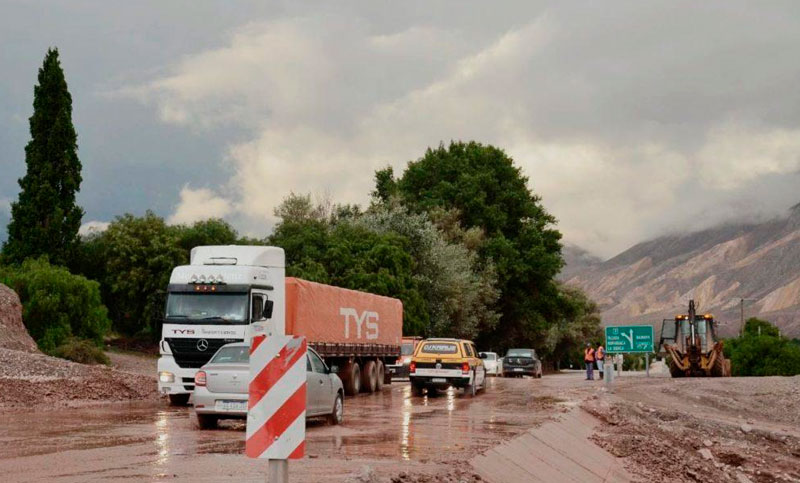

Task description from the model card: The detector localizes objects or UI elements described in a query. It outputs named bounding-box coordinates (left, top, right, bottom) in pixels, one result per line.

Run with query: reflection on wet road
left=0, top=376, right=567, bottom=482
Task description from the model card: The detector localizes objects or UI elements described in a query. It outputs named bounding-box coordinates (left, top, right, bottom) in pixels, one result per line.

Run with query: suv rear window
left=420, top=343, right=459, bottom=354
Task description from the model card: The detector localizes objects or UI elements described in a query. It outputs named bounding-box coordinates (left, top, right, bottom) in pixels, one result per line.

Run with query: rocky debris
left=583, top=377, right=800, bottom=483
left=0, top=283, right=37, bottom=353
left=0, top=347, right=161, bottom=409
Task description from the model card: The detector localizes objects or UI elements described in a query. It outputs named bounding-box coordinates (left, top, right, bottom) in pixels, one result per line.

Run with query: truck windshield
left=165, top=293, right=248, bottom=324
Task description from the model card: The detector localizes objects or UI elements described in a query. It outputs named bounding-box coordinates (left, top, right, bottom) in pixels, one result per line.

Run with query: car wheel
left=196, top=413, right=218, bottom=430
left=361, top=360, right=378, bottom=393
left=466, top=371, right=477, bottom=397
left=328, top=393, right=344, bottom=425
left=411, top=381, right=425, bottom=396
left=168, top=393, right=190, bottom=406
left=375, top=360, right=385, bottom=390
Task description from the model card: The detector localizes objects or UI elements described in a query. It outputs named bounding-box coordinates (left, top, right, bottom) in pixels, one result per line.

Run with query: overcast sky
left=1, top=1, right=799, bottom=257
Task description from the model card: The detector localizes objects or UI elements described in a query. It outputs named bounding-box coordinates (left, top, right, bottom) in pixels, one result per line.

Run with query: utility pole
left=738, top=298, right=757, bottom=336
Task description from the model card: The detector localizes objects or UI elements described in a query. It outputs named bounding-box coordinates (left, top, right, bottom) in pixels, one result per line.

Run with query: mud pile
left=0, top=348, right=161, bottom=409
left=583, top=378, right=800, bottom=483
left=0, top=283, right=37, bottom=353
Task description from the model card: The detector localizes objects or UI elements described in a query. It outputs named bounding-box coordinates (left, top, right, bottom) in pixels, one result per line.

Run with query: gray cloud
left=2, top=1, right=800, bottom=256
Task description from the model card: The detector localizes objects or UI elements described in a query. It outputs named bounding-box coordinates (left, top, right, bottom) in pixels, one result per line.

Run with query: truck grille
left=166, top=338, right=242, bottom=368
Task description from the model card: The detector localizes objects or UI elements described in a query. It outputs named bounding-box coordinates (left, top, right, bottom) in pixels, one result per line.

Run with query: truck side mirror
left=263, top=299, right=274, bottom=319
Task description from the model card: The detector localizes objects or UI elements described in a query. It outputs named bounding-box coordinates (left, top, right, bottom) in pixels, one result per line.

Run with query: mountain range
left=563, top=204, right=800, bottom=338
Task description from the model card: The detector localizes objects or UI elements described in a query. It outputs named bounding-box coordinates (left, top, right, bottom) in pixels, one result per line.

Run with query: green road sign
left=605, top=325, right=654, bottom=353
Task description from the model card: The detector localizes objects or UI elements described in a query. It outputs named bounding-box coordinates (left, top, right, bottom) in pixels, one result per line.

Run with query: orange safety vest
left=596, top=347, right=605, bottom=360
left=584, top=348, right=595, bottom=362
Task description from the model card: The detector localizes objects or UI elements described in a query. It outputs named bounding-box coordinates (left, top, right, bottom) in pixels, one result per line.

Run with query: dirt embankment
left=583, top=376, right=800, bottom=483
left=0, top=283, right=37, bottom=353
left=0, top=283, right=162, bottom=410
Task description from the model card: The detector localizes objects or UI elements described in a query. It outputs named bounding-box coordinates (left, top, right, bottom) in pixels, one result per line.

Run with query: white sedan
left=479, top=352, right=503, bottom=376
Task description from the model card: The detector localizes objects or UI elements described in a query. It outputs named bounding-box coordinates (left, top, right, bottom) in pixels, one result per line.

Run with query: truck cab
left=157, top=246, right=285, bottom=405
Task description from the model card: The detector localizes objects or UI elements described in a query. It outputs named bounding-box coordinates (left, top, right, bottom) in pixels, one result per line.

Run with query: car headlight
left=159, top=371, right=175, bottom=383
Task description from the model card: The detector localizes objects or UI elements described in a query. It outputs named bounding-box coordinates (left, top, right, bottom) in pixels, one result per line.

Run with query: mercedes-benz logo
left=196, top=339, right=209, bottom=351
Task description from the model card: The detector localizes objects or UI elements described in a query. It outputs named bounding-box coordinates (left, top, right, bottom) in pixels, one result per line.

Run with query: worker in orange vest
left=596, top=344, right=606, bottom=380
left=584, top=342, right=595, bottom=380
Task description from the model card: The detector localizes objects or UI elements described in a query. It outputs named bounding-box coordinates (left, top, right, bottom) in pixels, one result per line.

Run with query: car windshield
left=507, top=349, right=533, bottom=358
left=401, top=343, right=415, bottom=355
left=481, top=353, right=496, bottom=360
left=210, top=346, right=249, bottom=364
left=165, top=293, right=248, bottom=324
left=420, top=342, right=459, bottom=355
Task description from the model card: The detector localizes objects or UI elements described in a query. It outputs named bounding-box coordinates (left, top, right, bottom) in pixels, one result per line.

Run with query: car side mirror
left=329, top=365, right=339, bottom=374
left=263, top=299, right=274, bottom=319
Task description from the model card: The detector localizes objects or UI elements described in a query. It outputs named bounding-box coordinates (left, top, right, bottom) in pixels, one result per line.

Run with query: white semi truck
left=157, top=245, right=402, bottom=405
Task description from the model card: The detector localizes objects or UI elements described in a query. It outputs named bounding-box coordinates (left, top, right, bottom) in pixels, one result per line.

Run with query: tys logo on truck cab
left=340, top=308, right=379, bottom=340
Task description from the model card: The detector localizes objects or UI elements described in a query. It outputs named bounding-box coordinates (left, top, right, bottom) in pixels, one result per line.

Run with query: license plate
left=514, top=368, right=524, bottom=372
left=432, top=378, right=448, bottom=383
left=215, top=400, right=247, bottom=412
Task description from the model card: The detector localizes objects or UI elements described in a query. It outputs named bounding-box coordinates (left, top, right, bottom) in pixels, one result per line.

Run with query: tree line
left=1, top=47, right=601, bottom=365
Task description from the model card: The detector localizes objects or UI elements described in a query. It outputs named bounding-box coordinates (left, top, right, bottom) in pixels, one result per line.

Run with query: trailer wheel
left=375, top=360, right=385, bottom=390
left=342, top=362, right=361, bottom=396
left=361, top=360, right=378, bottom=393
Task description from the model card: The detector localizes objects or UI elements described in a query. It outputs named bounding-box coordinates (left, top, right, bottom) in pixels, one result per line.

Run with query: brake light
left=409, top=361, right=416, bottom=373
left=462, top=362, right=470, bottom=374
left=194, top=370, right=207, bottom=387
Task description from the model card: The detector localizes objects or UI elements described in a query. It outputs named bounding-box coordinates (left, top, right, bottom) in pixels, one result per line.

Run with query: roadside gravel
left=0, top=348, right=161, bottom=409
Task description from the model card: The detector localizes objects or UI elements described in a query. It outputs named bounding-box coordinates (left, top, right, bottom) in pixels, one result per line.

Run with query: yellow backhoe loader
left=658, top=300, right=731, bottom=377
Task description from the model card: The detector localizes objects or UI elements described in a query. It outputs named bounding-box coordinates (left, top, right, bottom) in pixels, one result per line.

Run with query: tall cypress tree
left=3, top=48, right=84, bottom=266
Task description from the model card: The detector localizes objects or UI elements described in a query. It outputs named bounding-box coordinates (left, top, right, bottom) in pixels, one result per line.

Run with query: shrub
left=49, top=337, right=110, bottom=365
left=0, top=257, right=111, bottom=352
left=726, top=318, right=800, bottom=376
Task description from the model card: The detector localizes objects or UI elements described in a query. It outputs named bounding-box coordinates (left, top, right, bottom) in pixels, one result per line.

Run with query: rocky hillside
left=565, top=204, right=800, bottom=337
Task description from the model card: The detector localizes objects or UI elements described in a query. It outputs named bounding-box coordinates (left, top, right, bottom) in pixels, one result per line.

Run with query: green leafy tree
left=742, top=317, right=780, bottom=337
left=387, top=141, right=563, bottom=349
left=3, top=48, right=84, bottom=267
left=356, top=201, right=499, bottom=339
left=0, top=258, right=110, bottom=352
left=175, top=218, right=239, bottom=253
left=102, top=212, right=186, bottom=336
left=544, top=285, right=603, bottom=368
left=268, top=195, right=429, bottom=336
left=725, top=318, right=800, bottom=376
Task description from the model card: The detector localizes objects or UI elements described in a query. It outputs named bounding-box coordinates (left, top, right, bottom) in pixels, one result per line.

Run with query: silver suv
left=192, top=342, right=344, bottom=429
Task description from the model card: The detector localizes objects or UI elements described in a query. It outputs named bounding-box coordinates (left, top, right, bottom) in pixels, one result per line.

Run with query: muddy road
left=0, top=376, right=580, bottom=482
left=3, top=372, right=797, bottom=482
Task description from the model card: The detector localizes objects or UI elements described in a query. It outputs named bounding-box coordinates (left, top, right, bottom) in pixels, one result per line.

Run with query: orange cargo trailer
left=285, top=278, right=403, bottom=395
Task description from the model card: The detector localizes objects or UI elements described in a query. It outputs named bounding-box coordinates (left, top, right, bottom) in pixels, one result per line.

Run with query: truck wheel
left=168, top=393, right=190, bottom=406
left=196, top=414, right=218, bottom=430
left=361, top=360, right=378, bottom=393
left=375, top=360, right=385, bottom=390
left=327, top=393, right=344, bottom=425
left=342, top=362, right=361, bottom=396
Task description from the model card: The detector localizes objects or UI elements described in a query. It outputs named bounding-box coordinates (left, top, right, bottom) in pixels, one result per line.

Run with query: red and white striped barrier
left=246, top=334, right=307, bottom=459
